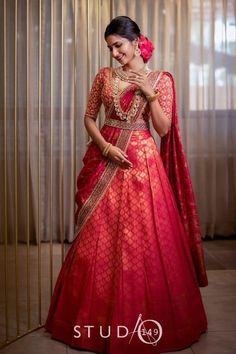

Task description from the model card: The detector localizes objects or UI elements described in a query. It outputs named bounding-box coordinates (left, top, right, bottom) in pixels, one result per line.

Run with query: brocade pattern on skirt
left=45, top=67, right=208, bottom=354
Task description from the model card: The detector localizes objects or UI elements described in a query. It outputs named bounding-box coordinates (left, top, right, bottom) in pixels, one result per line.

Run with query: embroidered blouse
left=84, top=67, right=173, bottom=123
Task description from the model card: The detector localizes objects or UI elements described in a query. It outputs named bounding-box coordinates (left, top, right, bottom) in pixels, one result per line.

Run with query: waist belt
left=104, top=118, right=150, bottom=130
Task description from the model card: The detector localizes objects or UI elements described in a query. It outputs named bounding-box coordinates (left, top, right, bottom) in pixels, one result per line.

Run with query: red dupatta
left=160, top=71, right=208, bottom=287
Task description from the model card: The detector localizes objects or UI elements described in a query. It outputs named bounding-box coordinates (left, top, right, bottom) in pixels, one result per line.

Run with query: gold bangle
left=146, top=90, right=160, bottom=102
left=102, top=143, right=112, bottom=157
left=102, top=143, right=110, bottom=156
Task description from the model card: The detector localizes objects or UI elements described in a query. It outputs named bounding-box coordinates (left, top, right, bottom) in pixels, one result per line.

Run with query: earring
left=134, top=45, right=141, bottom=56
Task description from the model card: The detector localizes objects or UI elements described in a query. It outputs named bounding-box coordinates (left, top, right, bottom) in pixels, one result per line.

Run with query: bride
left=45, top=15, right=208, bottom=354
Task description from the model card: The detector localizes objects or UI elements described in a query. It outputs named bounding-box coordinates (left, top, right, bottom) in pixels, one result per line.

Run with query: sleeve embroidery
left=84, top=68, right=104, bottom=121
left=156, top=73, right=173, bottom=121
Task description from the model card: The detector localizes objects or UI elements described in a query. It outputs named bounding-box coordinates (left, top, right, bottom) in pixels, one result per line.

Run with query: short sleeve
left=156, top=73, right=173, bottom=120
left=84, top=68, right=105, bottom=121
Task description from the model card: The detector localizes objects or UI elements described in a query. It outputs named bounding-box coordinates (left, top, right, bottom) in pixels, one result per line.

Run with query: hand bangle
left=102, top=143, right=112, bottom=157
left=146, top=90, right=160, bottom=103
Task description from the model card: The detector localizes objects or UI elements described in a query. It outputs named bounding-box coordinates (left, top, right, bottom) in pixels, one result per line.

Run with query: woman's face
left=106, top=34, right=137, bottom=65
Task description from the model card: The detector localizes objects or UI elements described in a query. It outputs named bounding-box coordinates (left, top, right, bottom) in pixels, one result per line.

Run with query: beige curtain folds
left=189, top=0, right=236, bottom=236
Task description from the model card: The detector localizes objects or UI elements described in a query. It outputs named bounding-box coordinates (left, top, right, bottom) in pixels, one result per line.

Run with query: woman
left=45, top=16, right=208, bottom=354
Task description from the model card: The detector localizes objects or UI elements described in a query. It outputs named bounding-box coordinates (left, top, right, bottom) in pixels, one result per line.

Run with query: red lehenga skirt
left=44, top=120, right=208, bottom=353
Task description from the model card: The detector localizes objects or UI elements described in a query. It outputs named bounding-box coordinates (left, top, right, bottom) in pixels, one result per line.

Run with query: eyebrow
left=107, top=41, right=121, bottom=48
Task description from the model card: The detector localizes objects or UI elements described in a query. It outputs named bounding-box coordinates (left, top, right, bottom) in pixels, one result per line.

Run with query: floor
left=1, top=237, right=236, bottom=354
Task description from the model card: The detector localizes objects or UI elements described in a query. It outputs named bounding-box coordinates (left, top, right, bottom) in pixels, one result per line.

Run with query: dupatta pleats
left=160, top=72, right=208, bottom=287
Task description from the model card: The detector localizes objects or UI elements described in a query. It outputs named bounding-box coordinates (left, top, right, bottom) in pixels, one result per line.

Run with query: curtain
left=0, top=0, right=235, bottom=244
left=188, top=0, right=236, bottom=237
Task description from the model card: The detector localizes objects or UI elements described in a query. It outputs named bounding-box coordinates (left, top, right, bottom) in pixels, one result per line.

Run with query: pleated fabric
left=45, top=127, right=207, bottom=354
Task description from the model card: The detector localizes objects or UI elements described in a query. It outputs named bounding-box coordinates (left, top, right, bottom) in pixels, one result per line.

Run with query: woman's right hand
left=107, top=145, right=133, bottom=170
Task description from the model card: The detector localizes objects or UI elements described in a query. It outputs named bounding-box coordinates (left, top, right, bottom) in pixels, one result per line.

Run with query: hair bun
left=138, top=34, right=155, bottom=63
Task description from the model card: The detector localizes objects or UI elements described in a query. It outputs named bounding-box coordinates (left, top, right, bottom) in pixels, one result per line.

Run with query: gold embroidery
left=75, top=70, right=163, bottom=236
left=155, top=73, right=173, bottom=120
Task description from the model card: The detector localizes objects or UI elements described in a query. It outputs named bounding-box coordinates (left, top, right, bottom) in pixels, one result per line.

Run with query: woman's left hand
left=127, top=70, right=155, bottom=97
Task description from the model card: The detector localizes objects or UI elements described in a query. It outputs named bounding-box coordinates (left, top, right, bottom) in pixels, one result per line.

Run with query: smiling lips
left=117, top=55, right=124, bottom=61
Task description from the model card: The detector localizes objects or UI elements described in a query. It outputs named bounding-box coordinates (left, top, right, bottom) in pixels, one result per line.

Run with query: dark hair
left=104, top=16, right=140, bottom=41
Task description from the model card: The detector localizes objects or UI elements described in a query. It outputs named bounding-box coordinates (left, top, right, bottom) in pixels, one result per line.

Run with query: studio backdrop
left=0, top=0, right=235, bottom=348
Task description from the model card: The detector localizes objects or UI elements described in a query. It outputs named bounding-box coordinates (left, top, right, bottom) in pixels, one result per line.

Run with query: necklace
left=113, top=78, right=141, bottom=121
left=112, top=65, right=151, bottom=122
left=114, top=64, right=151, bottom=81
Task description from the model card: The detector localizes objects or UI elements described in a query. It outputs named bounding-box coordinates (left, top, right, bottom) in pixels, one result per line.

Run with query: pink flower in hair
left=138, top=34, right=155, bottom=63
